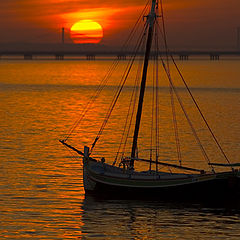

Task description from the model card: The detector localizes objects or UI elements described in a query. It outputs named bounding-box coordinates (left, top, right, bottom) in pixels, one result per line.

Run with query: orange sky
left=1, top=0, right=240, bottom=48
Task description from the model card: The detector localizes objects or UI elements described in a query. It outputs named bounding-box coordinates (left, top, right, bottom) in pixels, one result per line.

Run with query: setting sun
left=70, top=20, right=103, bottom=44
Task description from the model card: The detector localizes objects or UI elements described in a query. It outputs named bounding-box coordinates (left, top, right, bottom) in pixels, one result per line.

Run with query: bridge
left=0, top=50, right=240, bottom=60
left=1, top=26, right=239, bottom=61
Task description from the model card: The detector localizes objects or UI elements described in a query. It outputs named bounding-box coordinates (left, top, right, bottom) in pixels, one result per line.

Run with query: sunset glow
left=70, top=20, right=103, bottom=44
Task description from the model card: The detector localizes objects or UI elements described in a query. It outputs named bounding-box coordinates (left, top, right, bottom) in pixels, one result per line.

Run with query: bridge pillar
left=55, top=54, right=64, bottom=60
left=24, top=54, right=33, bottom=60
left=179, top=55, right=188, bottom=60
left=210, top=54, right=219, bottom=60
left=117, top=54, right=126, bottom=60
left=86, top=54, right=95, bottom=60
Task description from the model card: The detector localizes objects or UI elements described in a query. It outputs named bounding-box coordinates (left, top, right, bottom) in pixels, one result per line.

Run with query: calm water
left=0, top=59, right=240, bottom=239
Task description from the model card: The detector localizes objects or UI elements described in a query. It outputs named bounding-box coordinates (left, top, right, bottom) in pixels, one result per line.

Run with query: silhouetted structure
left=62, top=28, right=65, bottom=44
left=210, top=54, right=219, bottom=60
left=55, top=54, right=64, bottom=60
left=0, top=49, right=239, bottom=61
left=179, top=54, right=188, bottom=60
left=86, top=54, right=95, bottom=60
left=117, top=54, right=127, bottom=60
left=237, top=27, right=240, bottom=50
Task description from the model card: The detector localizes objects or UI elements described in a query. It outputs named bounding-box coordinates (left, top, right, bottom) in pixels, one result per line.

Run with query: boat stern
left=83, top=146, right=97, bottom=192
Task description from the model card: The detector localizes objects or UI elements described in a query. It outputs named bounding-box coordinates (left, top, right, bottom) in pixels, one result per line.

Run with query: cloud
left=2, top=0, right=145, bottom=17
left=1, top=0, right=240, bottom=47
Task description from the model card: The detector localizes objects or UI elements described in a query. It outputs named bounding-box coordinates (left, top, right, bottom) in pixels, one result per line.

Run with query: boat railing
left=133, top=157, right=205, bottom=174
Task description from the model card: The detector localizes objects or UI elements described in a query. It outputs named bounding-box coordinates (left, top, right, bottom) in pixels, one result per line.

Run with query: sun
left=70, top=20, right=103, bottom=44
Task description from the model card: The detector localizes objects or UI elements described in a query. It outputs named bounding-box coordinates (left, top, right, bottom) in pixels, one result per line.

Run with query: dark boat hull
left=86, top=174, right=240, bottom=202
left=83, top=158, right=240, bottom=202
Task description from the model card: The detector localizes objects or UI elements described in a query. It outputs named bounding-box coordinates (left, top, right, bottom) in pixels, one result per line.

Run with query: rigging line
left=64, top=59, right=120, bottom=141
left=149, top=38, right=156, bottom=171
left=113, top=40, right=146, bottom=166
left=92, top=23, right=149, bottom=150
left=155, top=26, right=173, bottom=174
left=63, top=3, right=150, bottom=141
left=130, top=1, right=158, bottom=166
left=120, top=0, right=151, bottom=52
left=157, top=12, right=232, bottom=169
left=170, top=56, right=233, bottom=170
left=113, top=59, right=142, bottom=165
left=66, top=15, right=146, bottom=141
left=170, top=86, right=182, bottom=166
left=65, top=22, right=148, bottom=142
left=156, top=29, right=210, bottom=169
left=154, top=26, right=159, bottom=173
left=63, top=145, right=83, bottom=167
left=120, top=36, right=147, bottom=163
left=161, top=61, right=215, bottom=172
left=159, top=0, right=170, bottom=72
left=156, top=22, right=182, bottom=167
left=102, top=20, right=148, bottom=119
left=98, top=22, right=148, bottom=135
left=97, top=24, right=147, bottom=134
left=64, top=61, right=121, bottom=141
left=157, top=3, right=182, bottom=168
left=96, top=57, right=136, bottom=144
left=157, top=19, right=210, bottom=168
left=157, top=2, right=214, bottom=171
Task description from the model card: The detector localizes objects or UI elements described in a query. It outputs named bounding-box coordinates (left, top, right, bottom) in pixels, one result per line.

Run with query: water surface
left=0, top=59, right=240, bottom=239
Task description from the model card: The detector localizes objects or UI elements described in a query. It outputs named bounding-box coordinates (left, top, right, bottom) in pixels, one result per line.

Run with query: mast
left=130, top=0, right=157, bottom=168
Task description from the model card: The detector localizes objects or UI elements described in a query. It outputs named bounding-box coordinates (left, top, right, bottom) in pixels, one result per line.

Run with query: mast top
left=148, top=0, right=157, bottom=27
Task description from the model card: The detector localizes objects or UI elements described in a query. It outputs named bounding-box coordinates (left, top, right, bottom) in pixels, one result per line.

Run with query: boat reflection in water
left=81, top=194, right=240, bottom=239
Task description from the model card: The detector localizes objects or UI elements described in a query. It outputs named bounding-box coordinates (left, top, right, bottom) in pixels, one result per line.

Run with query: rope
left=113, top=42, right=145, bottom=165
left=64, top=59, right=119, bottom=141
left=170, top=87, right=182, bottom=166
left=156, top=5, right=182, bottom=167
left=154, top=25, right=160, bottom=173
left=170, top=56, right=233, bottom=171
left=63, top=1, right=150, bottom=142
left=63, top=144, right=83, bottom=167
left=161, top=60, right=214, bottom=171
left=91, top=22, right=149, bottom=152
left=121, top=0, right=151, bottom=52
left=149, top=41, right=156, bottom=170
left=158, top=0, right=232, bottom=170
left=156, top=1, right=216, bottom=172
left=119, top=54, right=145, bottom=163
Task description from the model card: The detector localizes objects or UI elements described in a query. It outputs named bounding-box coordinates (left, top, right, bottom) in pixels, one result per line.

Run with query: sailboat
left=60, top=0, right=240, bottom=200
